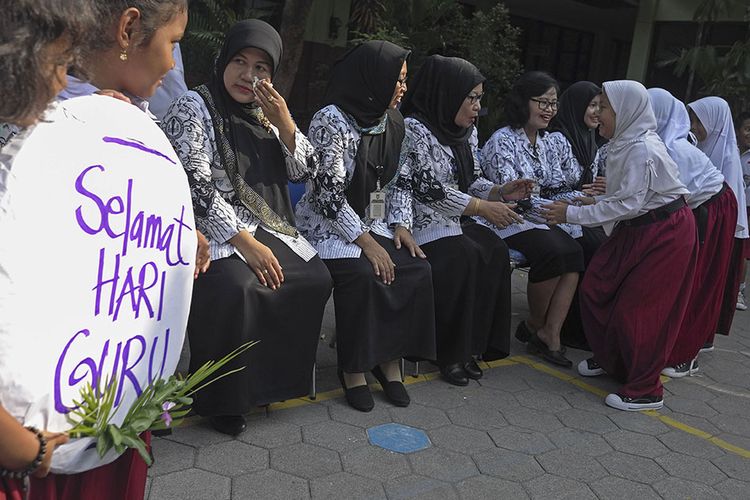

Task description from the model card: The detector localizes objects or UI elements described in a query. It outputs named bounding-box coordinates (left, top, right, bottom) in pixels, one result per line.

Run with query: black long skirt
left=503, top=227, right=585, bottom=282
left=324, top=234, right=436, bottom=373
left=188, top=228, right=333, bottom=416
left=561, top=225, right=608, bottom=350
left=420, top=222, right=511, bottom=365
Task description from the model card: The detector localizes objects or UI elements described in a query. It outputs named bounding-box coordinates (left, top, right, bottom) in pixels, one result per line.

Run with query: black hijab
left=548, top=81, right=601, bottom=186
left=202, top=19, right=296, bottom=225
left=324, top=41, right=410, bottom=217
left=400, top=55, right=485, bottom=193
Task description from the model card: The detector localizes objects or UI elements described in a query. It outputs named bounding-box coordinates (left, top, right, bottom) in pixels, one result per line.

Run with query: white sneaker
left=605, top=393, right=663, bottom=411
left=661, top=358, right=699, bottom=378
left=578, top=358, right=605, bottom=377
left=737, top=291, right=747, bottom=311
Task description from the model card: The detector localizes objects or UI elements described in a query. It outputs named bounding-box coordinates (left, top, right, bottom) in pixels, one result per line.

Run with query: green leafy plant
left=66, top=341, right=257, bottom=465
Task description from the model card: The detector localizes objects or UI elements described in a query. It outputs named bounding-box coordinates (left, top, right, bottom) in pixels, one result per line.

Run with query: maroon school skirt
left=28, top=432, right=150, bottom=500
left=0, top=478, right=24, bottom=500
left=669, top=186, right=737, bottom=364
left=712, top=236, right=747, bottom=339
left=580, top=205, right=697, bottom=398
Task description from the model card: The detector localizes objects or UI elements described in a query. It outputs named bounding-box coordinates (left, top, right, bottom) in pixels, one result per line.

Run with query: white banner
left=0, top=95, right=196, bottom=473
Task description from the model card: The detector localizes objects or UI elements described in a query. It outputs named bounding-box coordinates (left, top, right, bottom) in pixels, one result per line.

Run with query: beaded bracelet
left=0, top=426, right=47, bottom=479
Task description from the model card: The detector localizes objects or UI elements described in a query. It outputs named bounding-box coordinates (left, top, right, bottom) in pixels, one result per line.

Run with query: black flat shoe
left=527, top=334, right=572, bottom=368
left=338, top=370, right=374, bottom=412
left=463, top=359, right=483, bottom=380
left=482, top=346, right=509, bottom=362
left=440, top=363, right=469, bottom=386
left=371, top=366, right=410, bottom=407
left=209, top=415, right=247, bottom=436
left=515, top=321, right=533, bottom=343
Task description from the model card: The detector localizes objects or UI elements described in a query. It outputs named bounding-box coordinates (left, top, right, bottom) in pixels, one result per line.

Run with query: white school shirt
left=648, top=88, right=723, bottom=209
left=388, top=117, right=502, bottom=246
left=480, top=125, right=585, bottom=238
left=567, top=80, right=689, bottom=235
left=741, top=149, right=750, bottom=206
left=295, top=105, right=396, bottom=259
left=161, top=91, right=318, bottom=261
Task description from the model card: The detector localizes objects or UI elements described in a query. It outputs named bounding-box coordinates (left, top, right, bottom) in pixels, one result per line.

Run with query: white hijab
left=601, top=80, right=687, bottom=218
left=648, top=87, right=723, bottom=208
left=688, top=96, right=748, bottom=238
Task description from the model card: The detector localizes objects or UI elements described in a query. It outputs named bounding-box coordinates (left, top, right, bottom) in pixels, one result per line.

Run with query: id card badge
left=368, top=190, right=386, bottom=220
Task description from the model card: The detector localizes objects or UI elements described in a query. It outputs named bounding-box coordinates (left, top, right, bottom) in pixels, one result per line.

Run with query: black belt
left=693, top=183, right=729, bottom=243
left=622, top=196, right=687, bottom=227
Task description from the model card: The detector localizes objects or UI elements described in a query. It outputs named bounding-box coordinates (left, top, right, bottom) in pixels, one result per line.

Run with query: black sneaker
left=661, top=359, right=699, bottom=378
left=577, top=358, right=605, bottom=377
left=605, top=393, right=663, bottom=411
left=699, top=342, right=714, bottom=353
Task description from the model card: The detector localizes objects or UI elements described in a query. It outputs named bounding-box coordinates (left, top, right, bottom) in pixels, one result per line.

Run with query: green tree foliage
left=663, top=0, right=750, bottom=110
left=349, top=0, right=521, bottom=140
left=181, top=0, right=278, bottom=87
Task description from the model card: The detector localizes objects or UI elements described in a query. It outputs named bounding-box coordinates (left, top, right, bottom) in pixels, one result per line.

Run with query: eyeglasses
left=530, top=98, right=558, bottom=111
left=466, top=93, right=484, bottom=104
left=396, top=76, right=408, bottom=87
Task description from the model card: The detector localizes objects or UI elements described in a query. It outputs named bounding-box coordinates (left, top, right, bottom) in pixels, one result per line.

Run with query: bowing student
left=544, top=80, right=697, bottom=411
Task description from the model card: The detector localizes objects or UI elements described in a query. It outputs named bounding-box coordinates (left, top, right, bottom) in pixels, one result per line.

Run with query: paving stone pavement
left=147, top=271, right=750, bottom=499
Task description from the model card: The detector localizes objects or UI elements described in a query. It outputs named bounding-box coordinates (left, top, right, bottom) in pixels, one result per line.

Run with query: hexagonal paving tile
left=455, top=475, right=529, bottom=499
left=270, top=442, right=341, bottom=480
left=597, top=451, right=668, bottom=484
left=196, top=440, right=268, bottom=477
left=711, top=453, right=750, bottom=481
left=651, top=477, right=723, bottom=499
left=309, top=472, right=386, bottom=499
left=548, top=428, right=613, bottom=457
left=267, top=404, right=330, bottom=426
left=232, top=469, right=309, bottom=499
left=556, top=408, right=619, bottom=434
left=523, top=474, right=597, bottom=500
left=472, top=448, right=544, bottom=482
left=427, top=425, right=495, bottom=453
left=383, top=474, right=457, bottom=500
left=515, top=389, right=572, bottom=412
left=148, top=469, right=231, bottom=500
left=502, top=407, right=563, bottom=433
left=536, top=449, right=608, bottom=482
left=328, top=402, right=393, bottom=429
left=302, top=420, right=369, bottom=453
left=654, top=452, right=728, bottom=485
left=341, top=446, right=410, bottom=481
left=445, top=405, right=508, bottom=431
left=407, top=382, right=470, bottom=410
left=603, top=429, right=671, bottom=458
left=238, top=419, right=302, bottom=449
left=388, top=402, right=451, bottom=430
left=408, top=447, right=479, bottom=482
left=657, top=430, right=725, bottom=459
left=150, top=438, right=197, bottom=476
left=589, top=476, right=661, bottom=500
left=607, top=412, right=670, bottom=436
left=488, top=427, right=556, bottom=455
left=165, top=423, right=234, bottom=448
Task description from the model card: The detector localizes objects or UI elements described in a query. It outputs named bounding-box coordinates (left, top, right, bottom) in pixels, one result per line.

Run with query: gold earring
left=119, top=47, right=128, bottom=61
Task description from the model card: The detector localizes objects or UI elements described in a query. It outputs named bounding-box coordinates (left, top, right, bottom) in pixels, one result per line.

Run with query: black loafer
left=338, top=370, right=374, bottom=412
left=371, top=366, right=410, bottom=407
left=527, top=334, right=573, bottom=368
left=515, top=321, right=533, bottom=343
left=209, top=415, right=247, bottom=436
left=440, top=363, right=469, bottom=386
left=463, top=359, right=483, bottom=380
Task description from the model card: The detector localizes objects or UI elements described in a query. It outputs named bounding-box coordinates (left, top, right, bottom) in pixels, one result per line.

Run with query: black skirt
left=561, top=225, right=608, bottom=350
left=504, top=227, right=585, bottom=283
left=188, top=228, right=332, bottom=416
left=324, top=234, right=436, bottom=373
left=420, top=222, right=511, bottom=365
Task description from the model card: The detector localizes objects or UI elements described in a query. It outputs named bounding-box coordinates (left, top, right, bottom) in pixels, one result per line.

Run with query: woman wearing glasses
left=390, top=55, right=532, bottom=385
left=480, top=71, right=584, bottom=367
left=295, top=41, right=436, bottom=412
